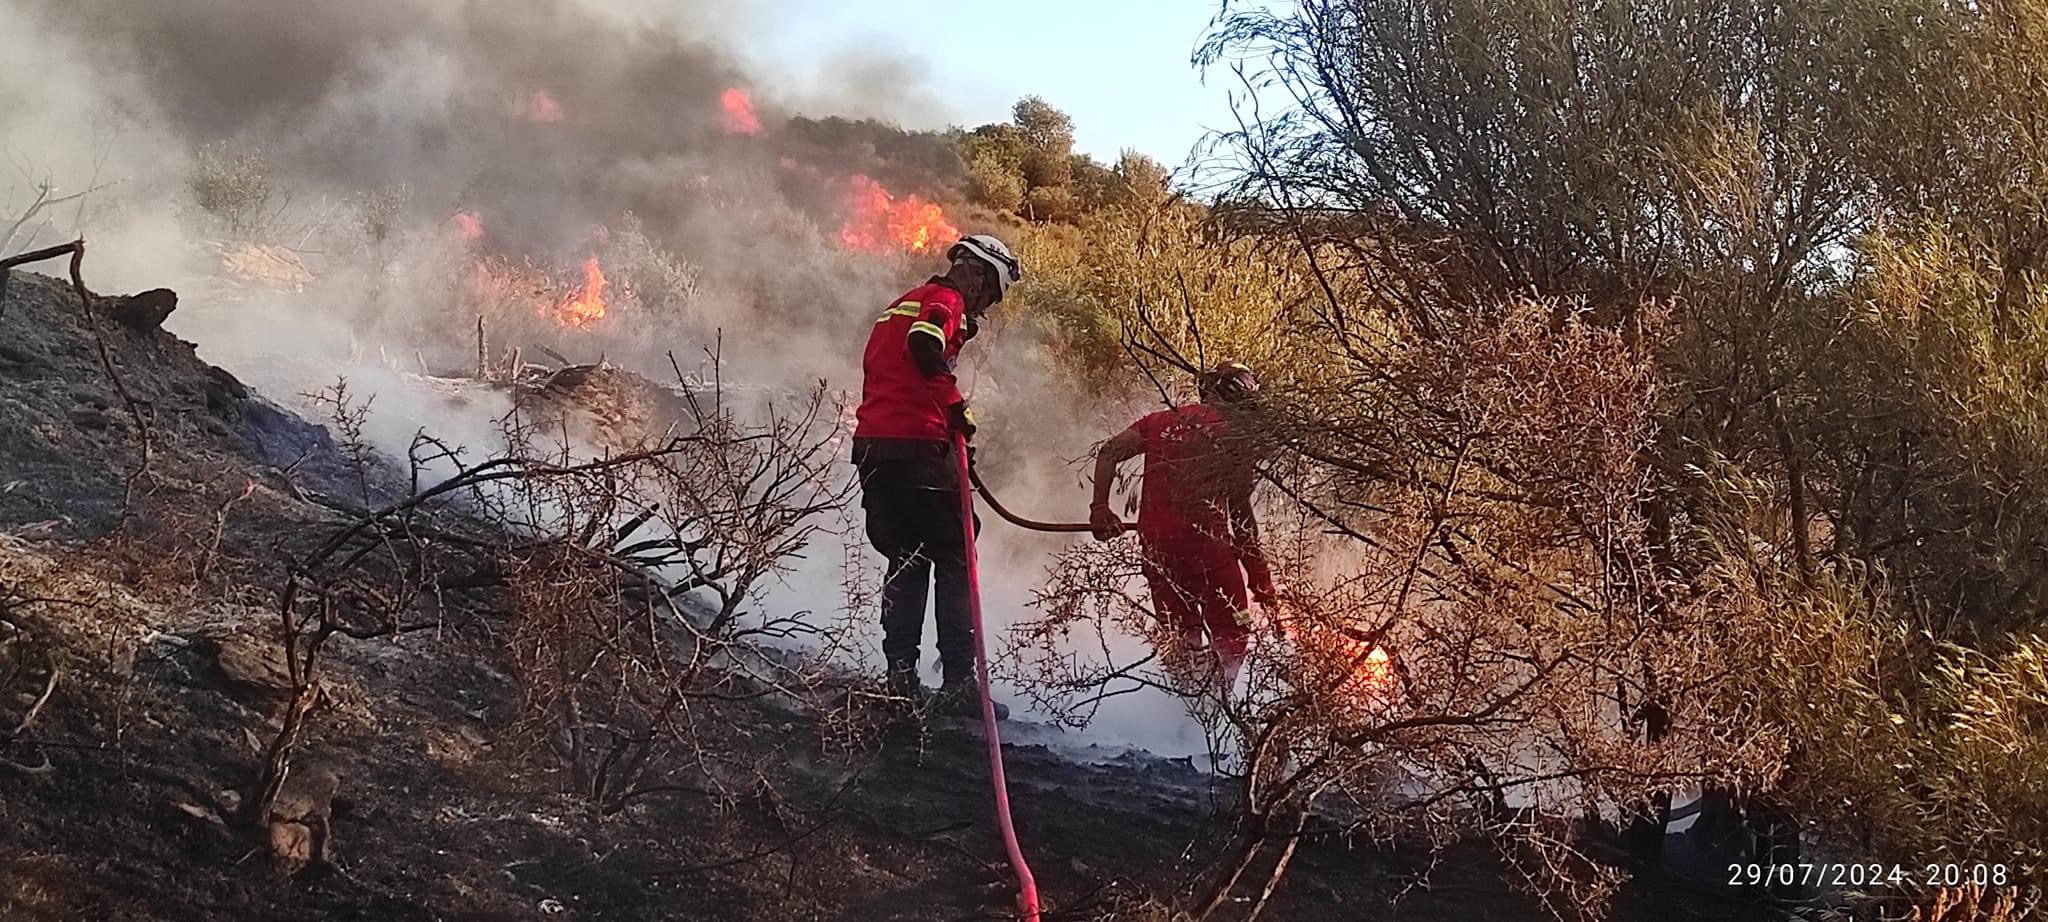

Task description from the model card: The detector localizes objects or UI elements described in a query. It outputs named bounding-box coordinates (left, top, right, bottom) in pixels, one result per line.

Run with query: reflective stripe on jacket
left=854, top=280, right=969, bottom=442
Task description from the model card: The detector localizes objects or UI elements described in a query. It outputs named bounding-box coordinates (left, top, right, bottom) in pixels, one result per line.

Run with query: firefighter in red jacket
left=854, top=234, right=1022, bottom=716
left=1087, top=362, right=1273, bottom=688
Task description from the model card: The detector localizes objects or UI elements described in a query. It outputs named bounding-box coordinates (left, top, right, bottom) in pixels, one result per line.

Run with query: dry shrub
left=187, top=143, right=274, bottom=239
left=484, top=369, right=857, bottom=813
left=501, top=543, right=681, bottom=812
left=1010, top=298, right=1780, bottom=917
left=1059, top=0, right=2048, bottom=914
left=250, top=362, right=854, bottom=832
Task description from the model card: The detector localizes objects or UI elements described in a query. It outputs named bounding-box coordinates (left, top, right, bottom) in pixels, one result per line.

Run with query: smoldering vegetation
left=1, top=0, right=1165, bottom=746
left=1, top=0, right=990, bottom=390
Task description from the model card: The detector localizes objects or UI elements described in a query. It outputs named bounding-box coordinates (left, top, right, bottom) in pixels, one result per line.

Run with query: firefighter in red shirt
left=854, top=234, right=1023, bottom=716
left=1087, top=362, right=1273, bottom=687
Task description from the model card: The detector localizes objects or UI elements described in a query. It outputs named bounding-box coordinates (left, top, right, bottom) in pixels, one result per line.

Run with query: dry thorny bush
left=1191, top=0, right=2048, bottom=895
left=1005, top=298, right=1794, bottom=920
left=252, top=357, right=859, bottom=830
left=489, top=371, right=859, bottom=813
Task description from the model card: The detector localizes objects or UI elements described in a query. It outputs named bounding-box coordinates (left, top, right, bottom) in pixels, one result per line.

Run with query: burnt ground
left=0, top=268, right=1777, bottom=920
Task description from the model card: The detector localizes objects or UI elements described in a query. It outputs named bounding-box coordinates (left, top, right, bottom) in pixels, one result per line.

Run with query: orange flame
left=837, top=175, right=958, bottom=255
left=1342, top=644, right=1394, bottom=694
left=452, top=211, right=485, bottom=241
left=1282, top=616, right=1396, bottom=699
left=720, top=87, right=762, bottom=135
left=528, top=89, right=563, bottom=123
left=553, top=257, right=608, bottom=329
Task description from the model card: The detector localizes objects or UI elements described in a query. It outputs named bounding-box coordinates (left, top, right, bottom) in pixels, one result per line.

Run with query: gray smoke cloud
left=0, top=0, right=1206, bottom=755
left=4, top=0, right=959, bottom=370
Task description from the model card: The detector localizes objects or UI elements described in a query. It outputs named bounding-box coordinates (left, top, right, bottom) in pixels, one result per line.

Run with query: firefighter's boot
left=884, top=662, right=923, bottom=709
left=932, top=680, right=1009, bottom=721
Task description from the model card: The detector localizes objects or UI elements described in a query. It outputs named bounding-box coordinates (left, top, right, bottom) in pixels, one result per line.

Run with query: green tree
left=1066, top=154, right=1122, bottom=214
left=1112, top=150, right=1171, bottom=209
left=961, top=121, right=1028, bottom=172
left=966, top=148, right=1026, bottom=213
left=1012, top=95, right=1075, bottom=189
left=1023, top=184, right=1080, bottom=223
left=1011, top=95, right=1074, bottom=156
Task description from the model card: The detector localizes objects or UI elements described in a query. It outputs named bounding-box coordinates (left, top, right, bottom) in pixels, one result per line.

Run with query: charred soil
left=0, top=269, right=1770, bottom=920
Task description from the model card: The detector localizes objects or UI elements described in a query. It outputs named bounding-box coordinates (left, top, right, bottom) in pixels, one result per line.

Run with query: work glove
left=1251, top=577, right=1280, bottom=612
left=1088, top=502, right=1124, bottom=542
left=946, top=401, right=977, bottom=440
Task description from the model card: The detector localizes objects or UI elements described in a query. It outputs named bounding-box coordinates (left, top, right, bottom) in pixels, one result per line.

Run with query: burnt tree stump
left=110, top=287, right=177, bottom=331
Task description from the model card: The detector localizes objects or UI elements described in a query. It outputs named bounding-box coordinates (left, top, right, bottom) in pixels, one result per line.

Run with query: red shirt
left=854, top=281, right=968, bottom=442
left=1131, top=404, right=1248, bottom=547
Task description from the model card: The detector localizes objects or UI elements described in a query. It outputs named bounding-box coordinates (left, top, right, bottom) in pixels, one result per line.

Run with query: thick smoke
left=8, top=0, right=947, bottom=374
left=1, top=0, right=1205, bottom=756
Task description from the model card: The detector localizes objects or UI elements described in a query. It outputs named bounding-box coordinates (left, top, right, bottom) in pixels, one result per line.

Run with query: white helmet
left=948, top=234, right=1023, bottom=302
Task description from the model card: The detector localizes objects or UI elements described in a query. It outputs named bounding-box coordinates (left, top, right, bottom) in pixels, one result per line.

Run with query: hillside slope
left=0, top=268, right=1763, bottom=920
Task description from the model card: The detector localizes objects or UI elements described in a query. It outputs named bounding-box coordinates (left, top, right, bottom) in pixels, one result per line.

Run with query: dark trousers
left=862, top=479, right=977, bottom=681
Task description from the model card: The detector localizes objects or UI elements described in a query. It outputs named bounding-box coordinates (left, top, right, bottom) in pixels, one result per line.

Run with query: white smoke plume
left=0, top=0, right=1207, bottom=755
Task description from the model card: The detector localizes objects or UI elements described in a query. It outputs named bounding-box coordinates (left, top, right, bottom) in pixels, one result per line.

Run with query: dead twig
left=11, top=663, right=59, bottom=738
left=196, top=477, right=259, bottom=582
left=3, top=180, right=113, bottom=256
left=0, top=752, right=54, bottom=774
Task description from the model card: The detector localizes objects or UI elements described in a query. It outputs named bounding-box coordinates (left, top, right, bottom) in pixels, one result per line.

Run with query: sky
left=739, top=0, right=1247, bottom=168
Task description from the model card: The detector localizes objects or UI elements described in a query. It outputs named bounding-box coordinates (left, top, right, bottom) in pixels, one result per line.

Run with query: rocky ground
left=0, top=265, right=1774, bottom=920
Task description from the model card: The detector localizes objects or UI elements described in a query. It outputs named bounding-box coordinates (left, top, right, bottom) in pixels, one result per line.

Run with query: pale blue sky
left=742, top=0, right=1245, bottom=168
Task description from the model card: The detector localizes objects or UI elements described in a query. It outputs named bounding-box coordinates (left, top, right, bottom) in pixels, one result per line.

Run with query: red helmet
left=1199, top=360, right=1259, bottom=404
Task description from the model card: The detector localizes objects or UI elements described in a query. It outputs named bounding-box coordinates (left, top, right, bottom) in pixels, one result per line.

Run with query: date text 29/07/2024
left=1728, top=863, right=2012, bottom=889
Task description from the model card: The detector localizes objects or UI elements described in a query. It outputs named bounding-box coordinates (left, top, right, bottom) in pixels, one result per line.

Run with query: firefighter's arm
left=1088, top=427, right=1143, bottom=541
left=908, top=303, right=966, bottom=409
left=907, top=327, right=949, bottom=378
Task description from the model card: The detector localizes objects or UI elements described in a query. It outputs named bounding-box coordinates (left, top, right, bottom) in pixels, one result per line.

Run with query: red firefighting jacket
left=1132, top=403, right=1236, bottom=547
left=854, top=279, right=970, bottom=442
left=1131, top=403, right=1275, bottom=592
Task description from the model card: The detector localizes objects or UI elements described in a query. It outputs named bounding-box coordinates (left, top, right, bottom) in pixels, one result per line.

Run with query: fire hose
left=954, top=435, right=1042, bottom=921
left=969, top=467, right=1130, bottom=535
